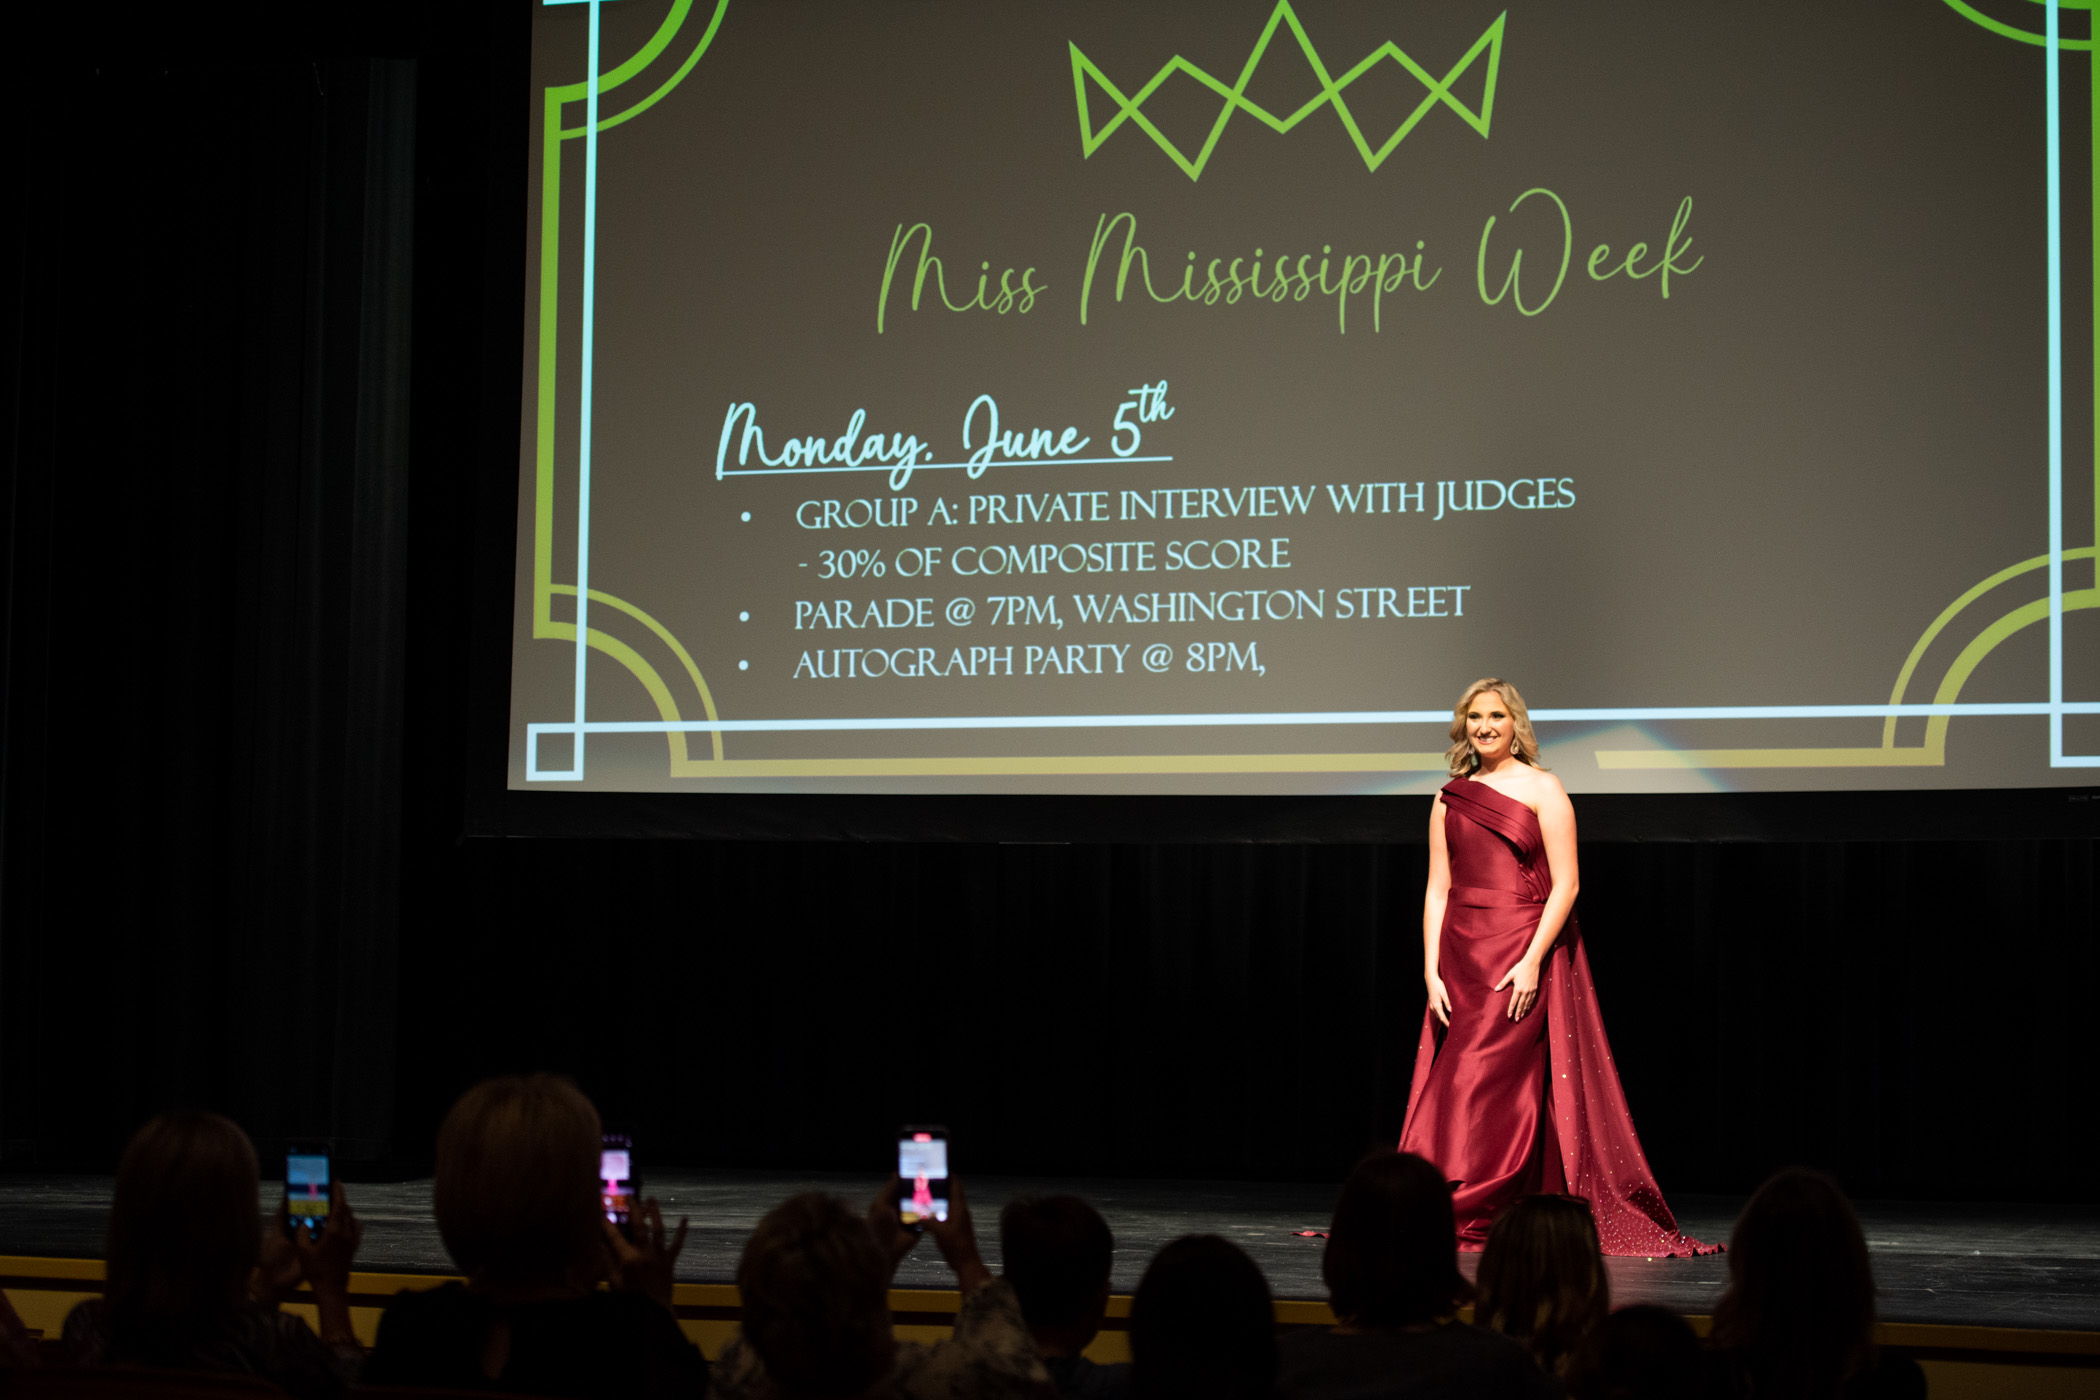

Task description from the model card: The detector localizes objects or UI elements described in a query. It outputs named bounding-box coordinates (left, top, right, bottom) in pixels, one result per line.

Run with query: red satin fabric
left=1399, top=779, right=1713, bottom=1257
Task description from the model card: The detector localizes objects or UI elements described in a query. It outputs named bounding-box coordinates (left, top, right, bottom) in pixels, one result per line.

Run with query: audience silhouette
left=1276, top=1149, right=1553, bottom=1400
left=1705, top=1168, right=1924, bottom=1400
left=1565, top=1304, right=1701, bottom=1400
left=1562, top=1301, right=1705, bottom=1400
left=61, top=1111, right=360, bottom=1400
left=362, top=1075, right=704, bottom=1400
left=19, top=1108, right=1946, bottom=1400
left=1129, top=1235, right=1275, bottom=1400
left=1476, top=1194, right=1610, bottom=1376
left=707, top=1176, right=1046, bottom=1400
left=0, top=1291, right=34, bottom=1370
left=1001, top=1194, right=1128, bottom=1400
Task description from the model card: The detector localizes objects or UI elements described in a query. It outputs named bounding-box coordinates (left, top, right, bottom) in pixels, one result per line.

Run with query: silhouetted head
left=1564, top=1304, right=1701, bottom=1400
left=1477, top=1194, right=1610, bottom=1374
left=1710, top=1167, right=1876, bottom=1396
left=1001, top=1194, right=1114, bottom=1338
left=736, top=1192, right=896, bottom=1400
left=104, top=1111, right=261, bottom=1334
left=1321, top=1150, right=1470, bottom=1328
left=434, top=1074, right=605, bottom=1292
left=1130, top=1235, right=1275, bottom=1400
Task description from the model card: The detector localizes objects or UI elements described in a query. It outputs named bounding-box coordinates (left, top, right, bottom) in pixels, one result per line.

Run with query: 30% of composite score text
left=814, top=549, right=887, bottom=579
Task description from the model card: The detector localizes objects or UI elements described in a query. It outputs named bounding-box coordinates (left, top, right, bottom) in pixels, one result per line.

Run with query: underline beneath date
left=718, top=455, right=1173, bottom=478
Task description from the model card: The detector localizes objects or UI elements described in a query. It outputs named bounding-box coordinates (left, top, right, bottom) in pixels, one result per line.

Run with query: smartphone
left=600, top=1132, right=638, bottom=1240
left=284, top=1146, right=332, bottom=1238
left=896, top=1125, right=949, bottom=1227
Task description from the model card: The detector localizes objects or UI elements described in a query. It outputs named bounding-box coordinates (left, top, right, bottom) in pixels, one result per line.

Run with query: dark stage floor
left=3, top=1172, right=2095, bottom=1332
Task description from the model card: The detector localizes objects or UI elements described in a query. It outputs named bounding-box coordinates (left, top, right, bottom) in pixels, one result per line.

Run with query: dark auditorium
left=3, top=2, right=2097, bottom=1399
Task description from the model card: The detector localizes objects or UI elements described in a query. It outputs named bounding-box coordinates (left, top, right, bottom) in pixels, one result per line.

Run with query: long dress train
left=1398, top=778, right=1712, bottom=1256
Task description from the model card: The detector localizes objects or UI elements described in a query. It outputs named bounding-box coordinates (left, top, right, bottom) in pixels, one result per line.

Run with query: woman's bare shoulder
left=1516, top=764, right=1570, bottom=808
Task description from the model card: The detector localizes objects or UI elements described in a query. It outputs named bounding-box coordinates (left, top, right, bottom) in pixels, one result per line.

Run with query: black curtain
left=392, top=837, right=2097, bottom=1199
left=0, top=6, right=437, bottom=1163
left=4, top=2, right=2095, bottom=1202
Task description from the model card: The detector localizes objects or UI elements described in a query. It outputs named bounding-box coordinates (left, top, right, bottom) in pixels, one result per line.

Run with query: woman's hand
left=603, top=1198, right=688, bottom=1310
left=290, top=1186, right=362, bottom=1299
left=1425, top=970, right=1453, bottom=1027
left=921, top=1179, right=993, bottom=1296
left=257, top=1189, right=361, bottom=1347
left=1493, top=957, right=1542, bottom=1021
left=253, top=1207, right=303, bottom=1306
left=290, top=1188, right=363, bottom=1348
left=866, top=1176, right=921, bottom=1276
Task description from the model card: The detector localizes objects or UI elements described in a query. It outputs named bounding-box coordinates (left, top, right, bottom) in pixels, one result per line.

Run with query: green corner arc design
left=1940, top=0, right=2094, bottom=47
left=532, top=0, right=731, bottom=777
left=1933, top=0, right=2100, bottom=768
left=1682, top=0, right=2100, bottom=773
left=1508, top=0, right=2100, bottom=775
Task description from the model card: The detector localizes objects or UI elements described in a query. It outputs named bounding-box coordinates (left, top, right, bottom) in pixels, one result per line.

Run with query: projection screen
left=510, top=0, right=2100, bottom=796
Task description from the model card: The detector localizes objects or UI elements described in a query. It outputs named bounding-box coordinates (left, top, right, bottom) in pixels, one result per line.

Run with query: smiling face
left=1465, top=690, right=1515, bottom=764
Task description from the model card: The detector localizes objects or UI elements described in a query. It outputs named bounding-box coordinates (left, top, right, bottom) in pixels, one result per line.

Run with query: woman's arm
left=1423, top=794, right=1453, bottom=1026
left=290, top=1187, right=364, bottom=1350
left=866, top=1175, right=992, bottom=1295
left=1494, top=778, right=1580, bottom=1021
left=603, top=1197, right=689, bottom=1311
left=923, top=1179, right=994, bottom=1296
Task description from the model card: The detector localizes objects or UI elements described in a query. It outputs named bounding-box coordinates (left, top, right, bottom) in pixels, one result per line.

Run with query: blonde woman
left=1397, top=680, right=1713, bottom=1257
left=363, top=1075, right=705, bottom=1398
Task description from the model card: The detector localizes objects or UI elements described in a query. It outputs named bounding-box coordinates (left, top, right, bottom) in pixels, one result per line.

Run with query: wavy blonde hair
left=1446, top=677, right=1548, bottom=779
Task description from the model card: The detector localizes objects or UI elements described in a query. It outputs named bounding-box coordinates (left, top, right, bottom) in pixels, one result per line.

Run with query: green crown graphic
left=1070, top=2, right=1507, bottom=181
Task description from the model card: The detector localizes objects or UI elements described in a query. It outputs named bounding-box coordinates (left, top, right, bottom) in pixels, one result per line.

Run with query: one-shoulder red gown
left=1398, top=779, right=1712, bottom=1256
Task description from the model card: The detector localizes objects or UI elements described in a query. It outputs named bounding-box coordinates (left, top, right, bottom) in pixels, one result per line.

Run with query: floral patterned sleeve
left=892, top=1280, right=1051, bottom=1400
left=704, top=1334, right=763, bottom=1400
left=706, top=1280, right=1050, bottom=1400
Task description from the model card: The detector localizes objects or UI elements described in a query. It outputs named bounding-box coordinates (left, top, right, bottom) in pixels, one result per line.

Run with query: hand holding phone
left=896, top=1126, right=949, bottom=1228
left=867, top=1176, right=921, bottom=1269
left=284, top=1146, right=333, bottom=1239
left=602, top=1196, right=689, bottom=1309
left=918, top=1176, right=990, bottom=1293
left=601, top=1132, right=639, bottom=1241
left=271, top=1146, right=360, bottom=1346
